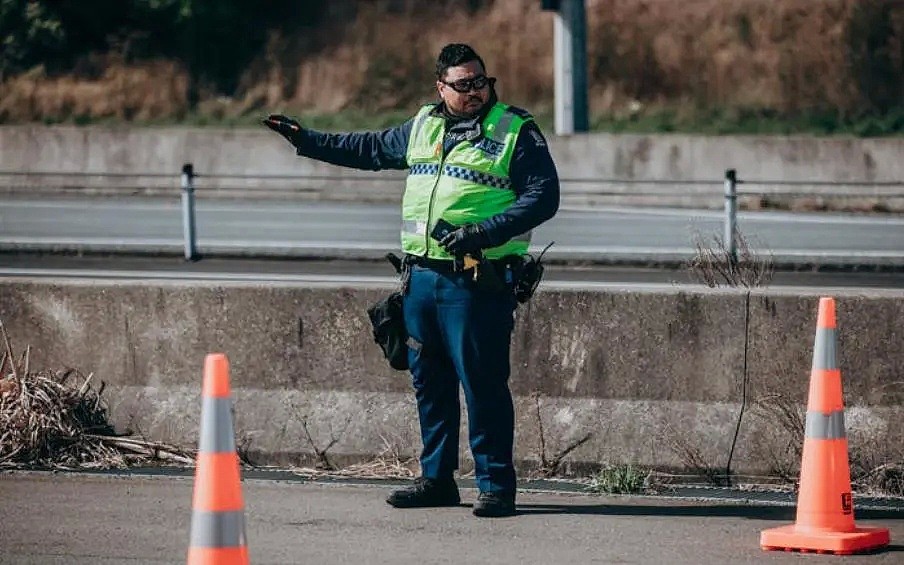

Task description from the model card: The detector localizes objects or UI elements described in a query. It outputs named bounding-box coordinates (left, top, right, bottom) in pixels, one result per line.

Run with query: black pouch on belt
left=366, top=291, right=409, bottom=371
left=513, top=242, right=554, bottom=303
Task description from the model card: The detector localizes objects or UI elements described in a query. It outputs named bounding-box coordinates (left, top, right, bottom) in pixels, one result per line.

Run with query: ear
left=436, top=81, right=445, bottom=98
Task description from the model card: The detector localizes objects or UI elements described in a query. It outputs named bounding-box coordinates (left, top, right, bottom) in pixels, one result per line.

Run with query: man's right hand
left=262, top=114, right=303, bottom=147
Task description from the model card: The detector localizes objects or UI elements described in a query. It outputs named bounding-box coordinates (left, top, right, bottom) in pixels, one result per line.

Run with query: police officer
left=264, top=43, right=559, bottom=518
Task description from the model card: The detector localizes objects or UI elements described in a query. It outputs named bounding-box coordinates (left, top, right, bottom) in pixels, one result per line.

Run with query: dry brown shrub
left=0, top=59, right=188, bottom=122
left=687, top=229, right=775, bottom=288
left=0, top=320, right=193, bottom=469
left=586, top=0, right=877, bottom=114
left=235, top=0, right=887, bottom=116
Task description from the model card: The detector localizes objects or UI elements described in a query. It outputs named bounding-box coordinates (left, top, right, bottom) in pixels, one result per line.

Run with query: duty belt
left=405, top=254, right=521, bottom=273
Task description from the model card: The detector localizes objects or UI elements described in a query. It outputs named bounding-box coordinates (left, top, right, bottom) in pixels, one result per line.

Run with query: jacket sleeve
left=292, top=119, right=414, bottom=171
left=478, top=122, right=561, bottom=247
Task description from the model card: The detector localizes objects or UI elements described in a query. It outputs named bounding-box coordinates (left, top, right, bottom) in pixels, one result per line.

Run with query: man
left=264, top=43, right=559, bottom=518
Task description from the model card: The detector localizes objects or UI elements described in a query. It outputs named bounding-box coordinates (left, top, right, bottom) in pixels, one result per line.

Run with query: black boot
left=472, top=491, right=516, bottom=517
left=386, top=477, right=461, bottom=508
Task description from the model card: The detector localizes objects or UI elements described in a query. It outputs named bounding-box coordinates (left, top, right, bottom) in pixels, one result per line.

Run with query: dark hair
left=435, top=43, right=486, bottom=79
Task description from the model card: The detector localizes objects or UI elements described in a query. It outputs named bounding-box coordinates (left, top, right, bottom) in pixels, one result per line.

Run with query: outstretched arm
left=264, top=114, right=413, bottom=171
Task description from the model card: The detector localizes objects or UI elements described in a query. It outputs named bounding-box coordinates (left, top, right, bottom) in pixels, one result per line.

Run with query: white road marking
left=559, top=205, right=904, bottom=225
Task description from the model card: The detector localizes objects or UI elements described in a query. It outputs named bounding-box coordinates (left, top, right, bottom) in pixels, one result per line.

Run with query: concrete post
left=181, top=163, right=198, bottom=261
left=553, top=0, right=589, bottom=135
left=724, top=169, right=738, bottom=263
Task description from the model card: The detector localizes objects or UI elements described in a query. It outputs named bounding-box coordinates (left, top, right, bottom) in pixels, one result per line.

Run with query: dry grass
left=749, top=392, right=904, bottom=497
left=531, top=390, right=593, bottom=478
left=1, top=0, right=900, bottom=123
left=687, top=230, right=774, bottom=288
left=750, top=393, right=806, bottom=483
left=848, top=422, right=904, bottom=497
left=0, top=59, right=189, bottom=123
left=585, top=0, right=856, bottom=112
left=661, top=423, right=726, bottom=486
left=290, top=435, right=418, bottom=480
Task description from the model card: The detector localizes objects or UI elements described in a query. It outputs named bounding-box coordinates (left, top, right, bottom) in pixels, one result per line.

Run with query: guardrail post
left=181, top=163, right=198, bottom=261
left=724, top=168, right=738, bottom=263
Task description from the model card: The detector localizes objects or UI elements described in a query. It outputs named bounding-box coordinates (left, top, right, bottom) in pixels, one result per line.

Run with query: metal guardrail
left=160, top=165, right=904, bottom=262
left=2, top=166, right=902, bottom=261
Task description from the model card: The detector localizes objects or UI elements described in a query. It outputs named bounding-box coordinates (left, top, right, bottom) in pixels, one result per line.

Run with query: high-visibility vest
left=401, top=102, right=532, bottom=259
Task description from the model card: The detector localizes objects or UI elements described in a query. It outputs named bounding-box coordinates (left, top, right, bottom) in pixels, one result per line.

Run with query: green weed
left=587, top=464, right=650, bottom=495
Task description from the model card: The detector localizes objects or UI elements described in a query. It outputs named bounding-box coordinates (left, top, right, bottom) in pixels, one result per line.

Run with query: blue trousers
left=403, top=265, right=517, bottom=494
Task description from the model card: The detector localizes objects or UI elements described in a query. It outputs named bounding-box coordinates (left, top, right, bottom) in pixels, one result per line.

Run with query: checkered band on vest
left=409, top=163, right=440, bottom=176
left=442, top=165, right=512, bottom=190
left=407, top=163, right=513, bottom=191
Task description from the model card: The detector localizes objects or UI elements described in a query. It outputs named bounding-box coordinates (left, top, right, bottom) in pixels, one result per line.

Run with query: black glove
left=439, top=223, right=490, bottom=256
left=262, top=114, right=303, bottom=147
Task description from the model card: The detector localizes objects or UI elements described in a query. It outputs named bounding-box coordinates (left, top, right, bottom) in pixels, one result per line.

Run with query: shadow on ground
left=510, top=503, right=904, bottom=522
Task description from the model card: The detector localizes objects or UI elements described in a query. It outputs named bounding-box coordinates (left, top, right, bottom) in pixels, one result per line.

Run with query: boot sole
left=386, top=493, right=461, bottom=509
left=387, top=499, right=461, bottom=509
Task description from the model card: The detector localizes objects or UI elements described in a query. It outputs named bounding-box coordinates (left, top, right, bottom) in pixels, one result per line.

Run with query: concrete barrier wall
left=2, top=279, right=902, bottom=477
left=2, top=126, right=903, bottom=209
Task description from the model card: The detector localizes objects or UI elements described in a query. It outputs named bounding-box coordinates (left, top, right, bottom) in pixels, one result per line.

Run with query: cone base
left=187, top=546, right=249, bottom=565
left=761, top=524, right=890, bottom=555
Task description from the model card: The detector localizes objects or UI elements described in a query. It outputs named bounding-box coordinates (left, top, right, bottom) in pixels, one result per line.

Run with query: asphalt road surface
left=2, top=197, right=903, bottom=267
left=2, top=472, right=903, bottom=564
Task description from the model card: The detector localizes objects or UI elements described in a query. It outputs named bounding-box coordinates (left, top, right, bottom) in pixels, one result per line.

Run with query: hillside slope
left=0, top=0, right=900, bottom=132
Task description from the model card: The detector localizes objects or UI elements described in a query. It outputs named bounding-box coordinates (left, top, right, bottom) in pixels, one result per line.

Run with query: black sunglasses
left=441, top=75, right=495, bottom=93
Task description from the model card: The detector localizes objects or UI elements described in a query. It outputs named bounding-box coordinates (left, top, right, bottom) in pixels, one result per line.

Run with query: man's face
left=437, top=60, right=493, bottom=118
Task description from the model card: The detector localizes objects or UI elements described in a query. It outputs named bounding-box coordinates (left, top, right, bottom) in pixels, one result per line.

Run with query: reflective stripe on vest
left=401, top=102, right=531, bottom=260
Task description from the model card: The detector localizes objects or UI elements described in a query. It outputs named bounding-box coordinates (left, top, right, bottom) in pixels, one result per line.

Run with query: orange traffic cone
left=760, top=297, right=890, bottom=555
left=187, top=354, right=249, bottom=564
